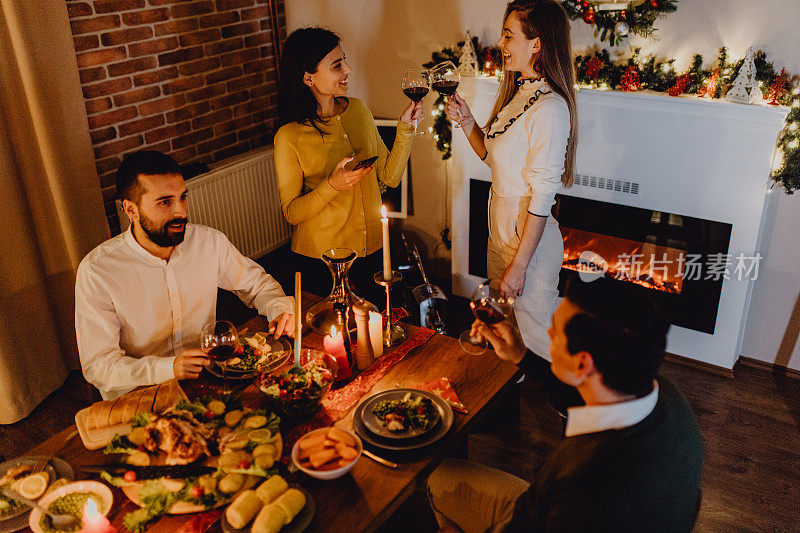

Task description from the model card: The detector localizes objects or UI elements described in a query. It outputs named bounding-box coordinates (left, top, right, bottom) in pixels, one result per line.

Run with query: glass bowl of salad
left=257, top=349, right=337, bottom=418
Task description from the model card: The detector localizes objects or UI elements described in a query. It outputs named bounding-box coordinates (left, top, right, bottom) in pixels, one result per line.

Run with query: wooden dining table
left=22, top=292, right=522, bottom=533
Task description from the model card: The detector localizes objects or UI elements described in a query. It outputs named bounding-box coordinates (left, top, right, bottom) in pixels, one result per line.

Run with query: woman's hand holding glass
left=400, top=100, right=425, bottom=128
left=328, top=156, right=372, bottom=191
left=445, top=92, right=474, bottom=128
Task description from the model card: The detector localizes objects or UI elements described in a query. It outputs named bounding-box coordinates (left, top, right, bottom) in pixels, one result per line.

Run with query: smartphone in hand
left=352, top=155, right=378, bottom=170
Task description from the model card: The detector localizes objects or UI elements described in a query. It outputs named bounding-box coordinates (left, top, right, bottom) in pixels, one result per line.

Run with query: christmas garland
left=424, top=42, right=800, bottom=193
left=560, top=0, right=678, bottom=46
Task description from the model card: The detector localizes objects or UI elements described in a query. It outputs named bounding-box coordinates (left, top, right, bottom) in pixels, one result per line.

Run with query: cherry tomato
left=279, top=389, right=287, bottom=398
left=204, top=410, right=214, bottom=420
left=123, top=470, right=137, bottom=482
left=235, top=345, right=244, bottom=355
left=321, top=370, right=332, bottom=382
left=190, top=485, right=204, bottom=498
left=417, top=406, right=426, bottom=414
left=237, top=460, right=251, bottom=469
left=253, top=349, right=262, bottom=356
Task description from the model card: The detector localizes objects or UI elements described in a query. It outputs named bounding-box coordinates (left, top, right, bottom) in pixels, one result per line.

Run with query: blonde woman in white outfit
left=447, top=0, right=577, bottom=357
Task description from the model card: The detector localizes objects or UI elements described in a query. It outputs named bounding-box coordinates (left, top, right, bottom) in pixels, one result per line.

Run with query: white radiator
left=186, top=146, right=290, bottom=259
left=117, top=145, right=291, bottom=259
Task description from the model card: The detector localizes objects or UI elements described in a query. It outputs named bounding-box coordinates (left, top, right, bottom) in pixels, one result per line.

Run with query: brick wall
left=67, top=0, right=285, bottom=232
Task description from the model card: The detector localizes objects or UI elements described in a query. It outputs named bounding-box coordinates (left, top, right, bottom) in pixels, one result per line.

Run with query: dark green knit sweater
left=505, top=353, right=704, bottom=532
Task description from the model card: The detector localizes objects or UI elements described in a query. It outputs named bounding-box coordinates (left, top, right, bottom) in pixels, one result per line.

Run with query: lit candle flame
left=330, top=325, right=338, bottom=337
left=381, top=205, right=387, bottom=219
left=85, top=498, right=100, bottom=518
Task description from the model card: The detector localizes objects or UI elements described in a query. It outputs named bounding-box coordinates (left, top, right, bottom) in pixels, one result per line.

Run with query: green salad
left=260, top=363, right=333, bottom=417
left=372, top=393, right=437, bottom=433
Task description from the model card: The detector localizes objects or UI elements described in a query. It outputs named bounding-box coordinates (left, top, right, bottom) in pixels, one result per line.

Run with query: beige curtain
left=0, top=1, right=110, bottom=424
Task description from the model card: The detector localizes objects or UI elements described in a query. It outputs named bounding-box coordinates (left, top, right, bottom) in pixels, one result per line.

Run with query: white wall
left=285, top=0, right=800, bottom=369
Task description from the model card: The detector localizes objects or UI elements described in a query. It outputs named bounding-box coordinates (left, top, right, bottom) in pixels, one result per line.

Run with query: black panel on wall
left=468, top=179, right=490, bottom=278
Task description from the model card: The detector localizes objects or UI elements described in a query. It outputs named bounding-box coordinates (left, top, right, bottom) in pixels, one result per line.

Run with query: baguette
left=136, top=384, right=159, bottom=416
left=153, top=379, right=183, bottom=413
left=86, top=398, right=115, bottom=430
left=111, top=393, right=140, bottom=427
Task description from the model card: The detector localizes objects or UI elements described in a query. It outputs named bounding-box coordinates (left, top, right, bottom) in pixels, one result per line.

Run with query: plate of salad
left=258, top=350, right=336, bottom=418
left=208, top=334, right=290, bottom=379
left=362, top=389, right=441, bottom=439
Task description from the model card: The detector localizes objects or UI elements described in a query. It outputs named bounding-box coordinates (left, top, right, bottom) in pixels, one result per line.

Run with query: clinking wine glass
left=201, top=320, right=239, bottom=394
left=430, top=60, right=462, bottom=128
left=458, top=279, right=515, bottom=355
left=402, top=68, right=430, bottom=136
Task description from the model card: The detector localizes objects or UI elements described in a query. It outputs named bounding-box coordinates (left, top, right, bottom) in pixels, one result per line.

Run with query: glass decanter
left=306, top=248, right=378, bottom=334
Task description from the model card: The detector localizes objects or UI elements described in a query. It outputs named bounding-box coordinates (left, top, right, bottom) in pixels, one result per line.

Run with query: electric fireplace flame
left=561, top=227, right=685, bottom=294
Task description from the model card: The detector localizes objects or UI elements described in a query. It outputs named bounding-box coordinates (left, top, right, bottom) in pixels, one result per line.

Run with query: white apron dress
left=484, top=77, right=570, bottom=358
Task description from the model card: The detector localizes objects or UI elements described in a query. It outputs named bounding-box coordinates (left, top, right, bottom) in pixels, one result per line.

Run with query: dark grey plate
left=220, top=485, right=314, bottom=533
left=0, top=456, right=74, bottom=533
left=361, top=389, right=441, bottom=439
left=353, top=390, right=453, bottom=452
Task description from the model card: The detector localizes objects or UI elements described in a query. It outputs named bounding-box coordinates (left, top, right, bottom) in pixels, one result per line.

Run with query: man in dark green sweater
left=427, top=277, right=704, bottom=532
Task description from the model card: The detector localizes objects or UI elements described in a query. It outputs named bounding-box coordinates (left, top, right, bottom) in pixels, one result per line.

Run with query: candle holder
left=373, top=271, right=406, bottom=346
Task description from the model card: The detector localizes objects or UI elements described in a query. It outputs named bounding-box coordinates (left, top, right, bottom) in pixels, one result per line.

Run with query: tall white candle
left=381, top=205, right=391, bottom=281
left=369, top=311, right=384, bottom=358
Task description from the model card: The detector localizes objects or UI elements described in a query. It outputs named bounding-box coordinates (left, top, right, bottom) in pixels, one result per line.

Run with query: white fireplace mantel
left=451, top=76, right=788, bottom=370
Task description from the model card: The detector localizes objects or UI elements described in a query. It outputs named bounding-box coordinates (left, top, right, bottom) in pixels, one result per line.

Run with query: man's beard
left=139, top=212, right=187, bottom=247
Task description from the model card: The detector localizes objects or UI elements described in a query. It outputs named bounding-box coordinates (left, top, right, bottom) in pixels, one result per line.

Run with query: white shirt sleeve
left=75, top=262, right=176, bottom=396
left=215, top=232, right=295, bottom=320
left=523, top=97, right=570, bottom=217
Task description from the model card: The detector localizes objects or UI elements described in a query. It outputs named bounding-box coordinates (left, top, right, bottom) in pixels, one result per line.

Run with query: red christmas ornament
left=586, top=56, right=604, bottom=81
left=583, top=9, right=595, bottom=23
left=668, top=74, right=692, bottom=96
left=767, top=68, right=789, bottom=105
left=619, top=66, right=641, bottom=92
left=697, top=70, right=719, bottom=99
left=650, top=0, right=658, bottom=7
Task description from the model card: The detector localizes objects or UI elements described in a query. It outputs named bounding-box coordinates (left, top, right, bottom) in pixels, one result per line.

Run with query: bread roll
left=225, top=490, right=261, bottom=529
left=255, top=475, right=288, bottom=504
left=251, top=504, right=287, bottom=533
left=274, top=488, right=305, bottom=522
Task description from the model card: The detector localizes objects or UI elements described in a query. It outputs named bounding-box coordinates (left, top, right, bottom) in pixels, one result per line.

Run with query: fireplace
left=468, top=186, right=732, bottom=334
left=451, top=77, right=787, bottom=369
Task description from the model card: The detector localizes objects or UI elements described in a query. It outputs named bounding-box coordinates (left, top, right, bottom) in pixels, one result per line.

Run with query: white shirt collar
left=565, top=380, right=659, bottom=437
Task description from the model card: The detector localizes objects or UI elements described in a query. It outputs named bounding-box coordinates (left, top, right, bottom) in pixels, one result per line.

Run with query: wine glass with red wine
left=402, top=68, right=430, bottom=136
left=458, top=279, right=515, bottom=354
left=430, top=61, right=462, bottom=128
left=201, top=320, right=239, bottom=394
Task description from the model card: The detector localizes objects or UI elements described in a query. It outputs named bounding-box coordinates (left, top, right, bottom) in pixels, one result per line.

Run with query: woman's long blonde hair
left=486, top=0, right=577, bottom=187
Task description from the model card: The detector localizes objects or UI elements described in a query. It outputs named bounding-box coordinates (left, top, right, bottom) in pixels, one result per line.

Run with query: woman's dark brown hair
left=277, top=27, right=340, bottom=134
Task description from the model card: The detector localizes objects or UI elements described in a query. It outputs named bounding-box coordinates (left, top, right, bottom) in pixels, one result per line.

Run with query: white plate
left=29, top=480, right=112, bottom=533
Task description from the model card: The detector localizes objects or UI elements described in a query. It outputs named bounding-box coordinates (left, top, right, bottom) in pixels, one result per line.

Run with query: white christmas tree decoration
left=726, top=48, right=764, bottom=105
left=457, top=30, right=479, bottom=76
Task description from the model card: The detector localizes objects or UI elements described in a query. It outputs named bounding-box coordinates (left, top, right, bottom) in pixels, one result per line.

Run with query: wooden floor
left=3, top=246, right=799, bottom=531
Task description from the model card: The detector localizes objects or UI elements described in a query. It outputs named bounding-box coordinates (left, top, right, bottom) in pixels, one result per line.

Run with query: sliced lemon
left=12, top=472, right=49, bottom=499
left=247, top=429, right=272, bottom=442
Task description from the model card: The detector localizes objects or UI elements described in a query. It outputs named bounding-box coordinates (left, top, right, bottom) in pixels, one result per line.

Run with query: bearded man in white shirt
left=75, top=150, right=295, bottom=400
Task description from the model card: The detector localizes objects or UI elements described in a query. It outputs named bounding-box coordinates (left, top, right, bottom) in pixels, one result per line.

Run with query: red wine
left=403, top=86, right=429, bottom=102
left=207, top=344, right=235, bottom=361
left=473, top=304, right=505, bottom=325
left=432, top=80, right=459, bottom=96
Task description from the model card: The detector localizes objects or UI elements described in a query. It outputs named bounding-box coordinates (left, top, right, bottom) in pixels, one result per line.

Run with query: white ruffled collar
left=487, top=77, right=552, bottom=138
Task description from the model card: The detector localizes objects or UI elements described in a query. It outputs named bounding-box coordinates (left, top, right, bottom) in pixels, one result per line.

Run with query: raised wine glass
left=402, top=68, right=430, bottom=136
left=458, top=279, right=515, bottom=354
left=430, top=60, right=462, bottom=128
left=201, top=320, right=239, bottom=394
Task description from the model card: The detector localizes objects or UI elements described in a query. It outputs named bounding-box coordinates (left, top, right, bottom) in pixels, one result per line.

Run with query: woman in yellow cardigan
left=274, top=27, right=423, bottom=301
